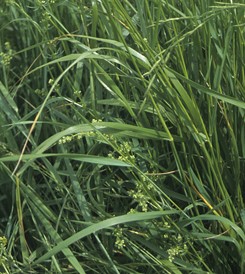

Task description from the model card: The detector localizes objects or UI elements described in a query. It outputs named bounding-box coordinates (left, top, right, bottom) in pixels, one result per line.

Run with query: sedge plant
left=0, top=0, right=245, bottom=273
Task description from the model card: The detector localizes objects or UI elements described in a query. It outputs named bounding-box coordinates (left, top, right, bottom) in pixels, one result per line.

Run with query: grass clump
left=0, top=0, right=245, bottom=273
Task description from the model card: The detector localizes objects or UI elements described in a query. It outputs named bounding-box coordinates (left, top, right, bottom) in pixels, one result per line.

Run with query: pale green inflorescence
left=113, top=227, right=126, bottom=250
left=37, top=0, right=57, bottom=5
left=0, top=42, right=13, bottom=66
left=166, top=234, right=188, bottom=263
left=0, top=236, right=8, bottom=272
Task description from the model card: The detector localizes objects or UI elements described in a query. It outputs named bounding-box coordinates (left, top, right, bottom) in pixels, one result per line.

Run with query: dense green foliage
left=0, top=0, right=245, bottom=273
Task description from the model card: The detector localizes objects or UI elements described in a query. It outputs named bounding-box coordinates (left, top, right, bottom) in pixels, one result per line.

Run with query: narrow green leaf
left=169, top=68, right=245, bottom=109
left=0, top=153, right=131, bottom=166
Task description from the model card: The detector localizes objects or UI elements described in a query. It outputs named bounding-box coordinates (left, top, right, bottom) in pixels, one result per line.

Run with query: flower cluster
left=127, top=172, right=156, bottom=212
left=117, top=142, right=136, bottom=164
left=40, top=11, right=52, bottom=29
left=58, top=132, right=86, bottom=144
left=128, top=177, right=153, bottom=212
left=166, top=233, right=188, bottom=262
left=37, top=0, right=56, bottom=5
left=128, top=188, right=149, bottom=212
left=58, top=119, right=104, bottom=145
left=0, top=235, right=21, bottom=273
left=113, top=227, right=126, bottom=250
left=91, top=119, right=103, bottom=123
left=0, top=236, right=7, bottom=249
left=34, top=88, right=47, bottom=97
left=0, top=236, right=8, bottom=272
left=0, top=42, right=13, bottom=66
left=74, top=90, right=81, bottom=97
left=48, top=78, right=60, bottom=93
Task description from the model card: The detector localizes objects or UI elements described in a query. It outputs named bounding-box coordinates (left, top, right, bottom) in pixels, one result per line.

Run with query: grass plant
left=0, top=0, right=245, bottom=273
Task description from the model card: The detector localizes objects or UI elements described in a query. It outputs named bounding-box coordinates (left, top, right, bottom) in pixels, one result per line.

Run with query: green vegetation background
left=0, top=0, right=245, bottom=273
